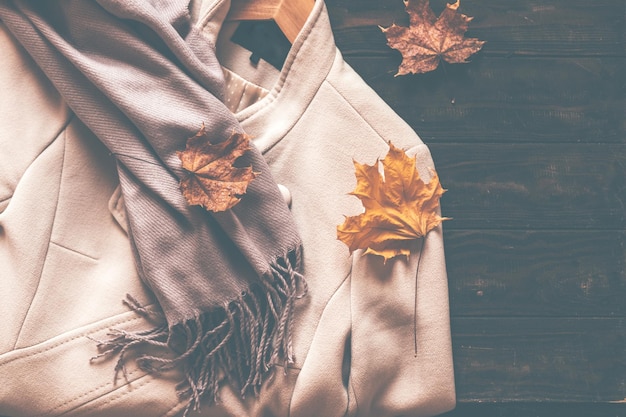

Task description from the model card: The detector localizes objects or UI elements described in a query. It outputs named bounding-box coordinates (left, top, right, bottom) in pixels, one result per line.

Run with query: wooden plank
left=450, top=317, right=626, bottom=402
left=327, top=0, right=625, bottom=57
left=445, top=230, right=626, bottom=317
left=343, top=57, right=625, bottom=144
left=460, top=0, right=625, bottom=58
left=440, top=403, right=626, bottom=417
left=430, top=143, right=626, bottom=230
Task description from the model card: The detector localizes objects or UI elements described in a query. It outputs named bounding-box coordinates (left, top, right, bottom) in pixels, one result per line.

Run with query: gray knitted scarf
left=0, top=0, right=305, bottom=412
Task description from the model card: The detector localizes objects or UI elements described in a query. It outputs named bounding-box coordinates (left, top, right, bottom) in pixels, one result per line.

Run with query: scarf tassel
left=91, top=249, right=307, bottom=417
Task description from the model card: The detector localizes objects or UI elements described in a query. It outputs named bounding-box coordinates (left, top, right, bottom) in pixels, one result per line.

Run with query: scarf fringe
left=91, top=249, right=307, bottom=417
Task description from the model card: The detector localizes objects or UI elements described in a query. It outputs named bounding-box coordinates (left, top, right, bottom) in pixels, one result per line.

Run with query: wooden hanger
left=226, top=0, right=314, bottom=43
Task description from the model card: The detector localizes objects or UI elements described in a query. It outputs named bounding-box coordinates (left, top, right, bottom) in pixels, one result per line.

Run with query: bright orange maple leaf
left=381, top=0, right=485, bottom=75
left=177, top=125, right=257, bottom=212
left=337, top=142, right=449, bottom=262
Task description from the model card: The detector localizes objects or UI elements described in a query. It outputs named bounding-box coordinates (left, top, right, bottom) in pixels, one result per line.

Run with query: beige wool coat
left=0, top=0, right=455, bottom=415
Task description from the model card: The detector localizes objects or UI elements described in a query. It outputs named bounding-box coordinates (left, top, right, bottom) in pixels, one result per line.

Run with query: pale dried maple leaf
left=337, top=142, right=449, bottom=262
left=177, top=124, right=257, bottom=212
left=381, top=0, right=485, bottom=75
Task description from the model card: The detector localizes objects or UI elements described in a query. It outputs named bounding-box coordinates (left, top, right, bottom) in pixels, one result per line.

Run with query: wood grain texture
left=440, top=403, right=626, bottom=417
left=431, top=144, right=626, bottom=230
left=445, top=231, right=626, bottom=317
left=451, top=318, right=626, bottom=402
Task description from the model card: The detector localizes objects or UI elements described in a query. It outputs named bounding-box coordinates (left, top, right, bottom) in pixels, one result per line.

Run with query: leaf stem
left=414, top=238, right=425, bottom=357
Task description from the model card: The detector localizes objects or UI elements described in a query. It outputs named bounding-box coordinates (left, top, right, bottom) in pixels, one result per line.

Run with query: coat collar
left=195, top=0, right=337, bottom=153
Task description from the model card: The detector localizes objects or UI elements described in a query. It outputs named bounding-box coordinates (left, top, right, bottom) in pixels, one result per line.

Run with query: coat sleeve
left=347, top=144, right=456, bottom=417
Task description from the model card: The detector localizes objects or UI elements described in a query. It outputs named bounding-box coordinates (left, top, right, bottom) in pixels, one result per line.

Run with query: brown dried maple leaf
left=337, top=141, right=449, bottom=262
left=381, top=0, right=485, bottom=75
left=177, top=124, right=257, bottom=212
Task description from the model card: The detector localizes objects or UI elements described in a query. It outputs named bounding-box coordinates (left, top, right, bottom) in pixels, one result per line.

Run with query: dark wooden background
left=324, top=0, right=626, bottom=416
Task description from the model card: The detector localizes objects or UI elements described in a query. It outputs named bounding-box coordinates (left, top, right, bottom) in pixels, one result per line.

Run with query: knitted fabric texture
left=0, top=0, right=305, bottom=413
